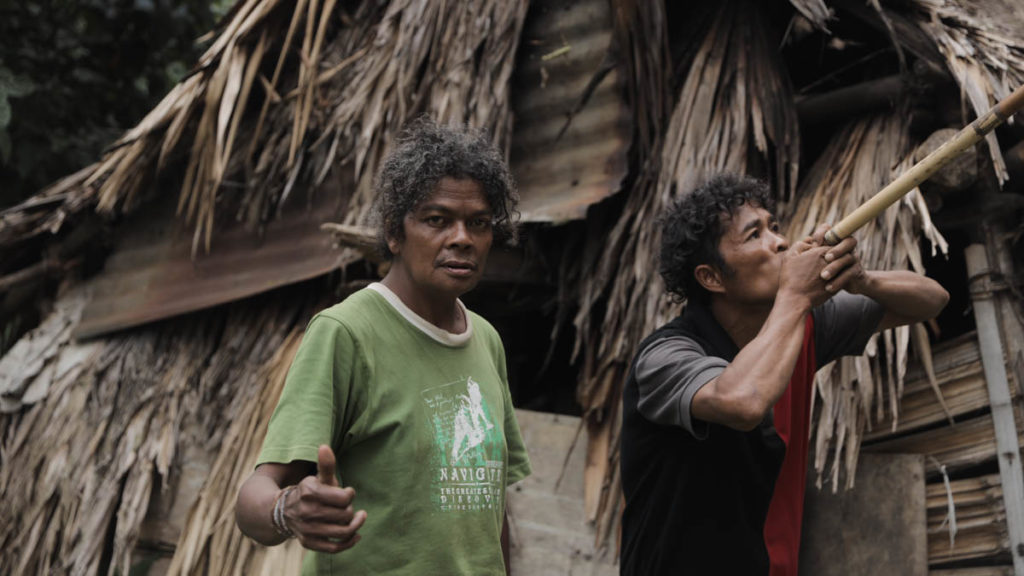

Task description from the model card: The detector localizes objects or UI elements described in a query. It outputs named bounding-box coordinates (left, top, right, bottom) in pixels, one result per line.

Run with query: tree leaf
left=0, top=98, right=11, bottom=129
left=0, top=67, right=35, bottom=98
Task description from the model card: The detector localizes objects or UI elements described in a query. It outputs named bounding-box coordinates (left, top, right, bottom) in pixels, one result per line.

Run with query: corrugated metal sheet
left=511, top=0, right=631, bottom=223
left=74, top=196, right=350, bottom=339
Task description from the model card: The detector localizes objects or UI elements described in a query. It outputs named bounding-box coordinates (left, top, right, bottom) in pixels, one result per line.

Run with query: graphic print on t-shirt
left=422, top=377, right=505, bottom=513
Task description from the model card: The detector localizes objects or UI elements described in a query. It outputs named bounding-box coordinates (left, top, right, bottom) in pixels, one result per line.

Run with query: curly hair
left=371, top=117, right=519, bottom=259
left=659, top=174, right=776, bottom=303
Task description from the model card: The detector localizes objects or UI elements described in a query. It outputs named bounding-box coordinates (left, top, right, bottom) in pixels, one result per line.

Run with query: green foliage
left=0, top=68, right=35, bottom=129
left=0, top=0, right=229, bottom=209
left=0, top=67, right=35, bottom=165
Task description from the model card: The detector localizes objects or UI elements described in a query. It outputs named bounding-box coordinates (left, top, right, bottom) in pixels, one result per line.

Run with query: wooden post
left=796, top=75, right=906, bottom=127
left=986, top=223, right=1024, bottom=399
left=965, top=244, right=1024, bottom=575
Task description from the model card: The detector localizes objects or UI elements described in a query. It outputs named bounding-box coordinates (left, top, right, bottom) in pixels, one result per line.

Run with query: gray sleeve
left=634, top=336, right=728, bottom=439
left=812, top=291, right=885, bottom=367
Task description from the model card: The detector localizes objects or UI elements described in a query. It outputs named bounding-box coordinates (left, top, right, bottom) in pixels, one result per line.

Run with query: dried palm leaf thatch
left=307, top=0, right=528, bottom=231
left=785, top=105, right=948, bottom=491
left=564, top=0, right=671, bottom=550
left=787, top=0, right=832, bottom=32
left=166, top=329, right=304, bottom=576
left=863, top=331, right=987, bottom=441
left=0, top=0, right=528, bottom=257
left=0, top=288, right=95, bottom=413
left=893, top=0, right=1024, bottom=184
left=572, top=0, right=800, bottom=546
left=609, top=0, right=672, bottom=166
left=0, top=2, right=529, bottom=573
left=0, top=288, right=311, bottom=576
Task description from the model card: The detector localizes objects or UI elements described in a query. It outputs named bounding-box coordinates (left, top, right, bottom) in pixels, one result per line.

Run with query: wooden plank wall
left=507, top=409, right=619, bottom=576
left=800, top=453, right=928, bottom=575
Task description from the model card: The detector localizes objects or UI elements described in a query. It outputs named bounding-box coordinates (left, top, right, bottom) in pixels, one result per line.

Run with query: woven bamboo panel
left=865, top=333, right=999, bottom=442
left=930, top=567, right=1014, bottom=575
left=927, top=474, right=1009, bottom=564
left=865, top=405, right=1024, bottom=476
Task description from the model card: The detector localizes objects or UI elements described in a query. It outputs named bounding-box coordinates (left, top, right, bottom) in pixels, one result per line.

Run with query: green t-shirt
left=257, top=284, right=531, bottom=575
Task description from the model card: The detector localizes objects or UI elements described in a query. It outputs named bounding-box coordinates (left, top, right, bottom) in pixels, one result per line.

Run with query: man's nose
left=448, top=220, right=473, bottom=247
left=774, top=232, right=789, bottom=252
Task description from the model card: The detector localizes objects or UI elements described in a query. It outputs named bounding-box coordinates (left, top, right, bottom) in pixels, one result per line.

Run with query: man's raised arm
left=814, top=233, right=949, bottom=332
left=692, top=241, right=843, bottom=431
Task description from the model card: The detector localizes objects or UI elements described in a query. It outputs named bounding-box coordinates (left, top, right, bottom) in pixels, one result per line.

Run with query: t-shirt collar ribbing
left=367, top=282, right=473, bottom=347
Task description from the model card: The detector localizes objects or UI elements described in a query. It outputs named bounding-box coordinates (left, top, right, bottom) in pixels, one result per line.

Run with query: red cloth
left=764, top=315, right=816, bottom=576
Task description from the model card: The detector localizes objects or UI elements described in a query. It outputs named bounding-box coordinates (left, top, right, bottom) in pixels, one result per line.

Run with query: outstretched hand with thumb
left=283, top=444, right=367, bottom=553
left=317, top=444, right=341, bottom=487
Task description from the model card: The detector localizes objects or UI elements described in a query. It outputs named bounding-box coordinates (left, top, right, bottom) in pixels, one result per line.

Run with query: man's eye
left=749, top=230, right=760, bottom=240
left=426, top=216, right=446, bottom=226
left=469, top=218, right=493, bottom=230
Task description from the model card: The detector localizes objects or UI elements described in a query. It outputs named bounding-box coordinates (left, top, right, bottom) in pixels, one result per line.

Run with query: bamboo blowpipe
left=824, top=83, right=1024, bottom=245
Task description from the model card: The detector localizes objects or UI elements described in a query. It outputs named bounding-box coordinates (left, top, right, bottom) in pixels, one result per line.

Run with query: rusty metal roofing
left=74, top=195, right=350, bottom=340
left=510, top=0, right=631, bottom=223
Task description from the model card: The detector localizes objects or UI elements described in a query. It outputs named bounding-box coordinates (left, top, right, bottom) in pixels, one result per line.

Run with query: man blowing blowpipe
left=619, top=174, right=949, bottom=576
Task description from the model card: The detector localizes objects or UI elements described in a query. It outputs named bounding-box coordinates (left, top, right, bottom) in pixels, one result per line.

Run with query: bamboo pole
left=965, top=244, right=1024, bottom=576
left=824, top=84, right=1024, bottom=245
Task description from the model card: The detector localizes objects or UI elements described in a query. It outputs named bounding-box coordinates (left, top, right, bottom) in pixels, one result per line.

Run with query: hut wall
left=859, top=229, right=1024, bottom=572
left=863, top=332, right=1021, bottom=569
left=127, top=409, right=621, bottom=576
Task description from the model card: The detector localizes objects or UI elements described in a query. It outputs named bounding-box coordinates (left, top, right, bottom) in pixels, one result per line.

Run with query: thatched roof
left=2, top=1, right=534, bottom=573
left=910, top=0, right=1024, bottom=183
left=571, top=0, right=801, bottom=541
left=567, top=0, right=1024, bottom=546
left=787, top=107, right=948, bottom=490
left=0, top=283, right=320, bottom=574
left=0, top=0, right=528, bottom=256
left=2, top=0, right=1024, bottom=573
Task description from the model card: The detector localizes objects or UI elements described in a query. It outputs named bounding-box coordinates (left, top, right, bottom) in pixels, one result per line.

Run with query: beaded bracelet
left=272, top=486, right=296, bottom=538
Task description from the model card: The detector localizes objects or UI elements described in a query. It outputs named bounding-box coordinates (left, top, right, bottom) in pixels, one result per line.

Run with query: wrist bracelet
left=271, top=486, right=296, bottom=538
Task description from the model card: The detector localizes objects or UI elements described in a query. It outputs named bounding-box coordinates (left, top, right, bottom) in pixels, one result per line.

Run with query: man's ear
left=694, top=264, right=725, bottom=295
left=386, top=234, right=401, bottom=257
left=384, top=219, right=403, bottom=257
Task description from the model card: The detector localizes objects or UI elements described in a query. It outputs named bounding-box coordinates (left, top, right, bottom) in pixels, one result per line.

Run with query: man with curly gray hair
left=372, top=117, right=519, bottom=258
left=237, top=118, right=531, bottom=576
left=619, top=173, right=948, bottom=576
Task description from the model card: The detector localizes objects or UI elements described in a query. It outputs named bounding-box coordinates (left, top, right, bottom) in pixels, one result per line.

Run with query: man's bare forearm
left=694, top=293, right=811, bottom=430
left=236, top=473, right=289, bottom=546
left=854, top=270, right=949, bottom=329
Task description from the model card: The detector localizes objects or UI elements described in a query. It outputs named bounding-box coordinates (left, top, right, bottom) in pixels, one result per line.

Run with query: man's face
left=713, top=202, right=789, bottom=306
left=387, top=177, right=494, bottom=301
